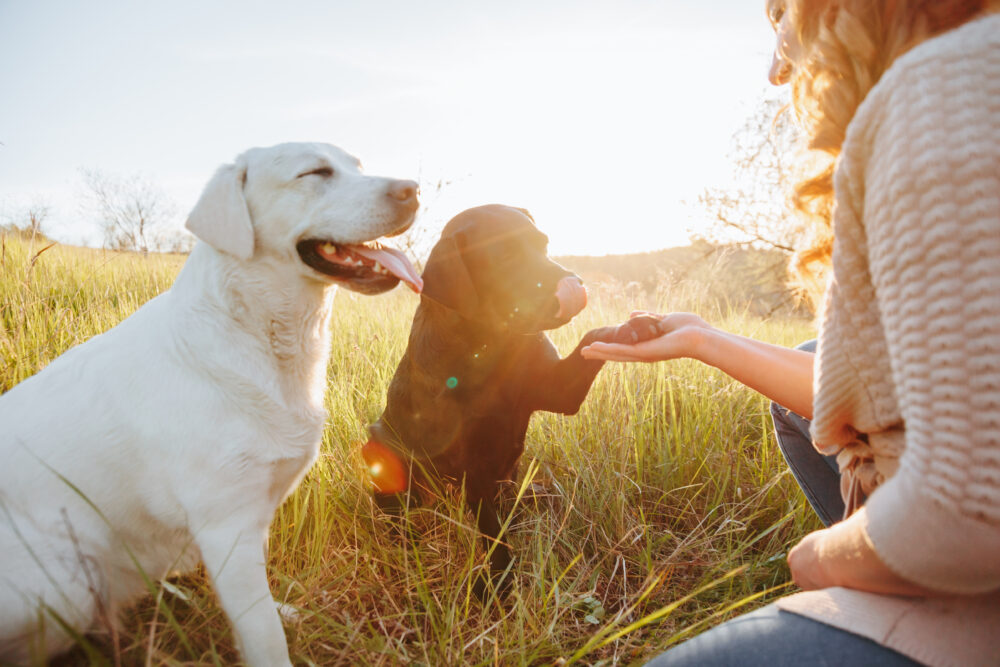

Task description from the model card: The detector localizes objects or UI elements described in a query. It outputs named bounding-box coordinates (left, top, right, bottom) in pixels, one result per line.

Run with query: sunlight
left=356, top=15, right=775, bottom=256
left=0, top=2, right=775, bottom=256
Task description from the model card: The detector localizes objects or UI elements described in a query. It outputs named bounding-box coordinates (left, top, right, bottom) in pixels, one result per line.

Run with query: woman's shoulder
left=844, top=13, right=1000, bottom=166
left=890, top=13, right=999, bottom=75
left=863, top=14, right=999, bottom=112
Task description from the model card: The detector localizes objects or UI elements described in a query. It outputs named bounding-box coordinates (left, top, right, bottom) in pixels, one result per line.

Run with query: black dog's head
left=421, top=205, right=586, bottom=333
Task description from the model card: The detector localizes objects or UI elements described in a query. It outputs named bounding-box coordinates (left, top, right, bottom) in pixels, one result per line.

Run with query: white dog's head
left=186, top=142, right=423, bottom=295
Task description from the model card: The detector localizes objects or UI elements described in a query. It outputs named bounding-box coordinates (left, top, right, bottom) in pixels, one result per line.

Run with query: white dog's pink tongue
left=352, top=245, right=424, bottom=293
left=555, top=276, right=587, bottom=320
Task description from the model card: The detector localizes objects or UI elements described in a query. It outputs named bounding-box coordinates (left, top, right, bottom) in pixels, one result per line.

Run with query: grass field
left=1, top=234, right=819, bottom=666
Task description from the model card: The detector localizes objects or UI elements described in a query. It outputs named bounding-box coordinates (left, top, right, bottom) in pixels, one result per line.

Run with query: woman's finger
left=583, top=339, right=675, bottom=361
left=581, top=343, right=645, bottom=361
left=582, top=350, right=644, bottom=362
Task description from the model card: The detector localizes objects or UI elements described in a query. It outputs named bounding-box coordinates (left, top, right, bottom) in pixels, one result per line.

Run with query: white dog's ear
left=185, top=163, right=254, bottom=260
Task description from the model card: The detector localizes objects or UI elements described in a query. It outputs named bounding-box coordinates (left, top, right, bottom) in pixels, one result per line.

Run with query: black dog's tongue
left=555, top=276, right=587, bottom=319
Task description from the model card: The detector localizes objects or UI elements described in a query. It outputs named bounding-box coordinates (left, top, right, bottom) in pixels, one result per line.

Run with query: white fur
left=0, top=142, right=416, bottom=666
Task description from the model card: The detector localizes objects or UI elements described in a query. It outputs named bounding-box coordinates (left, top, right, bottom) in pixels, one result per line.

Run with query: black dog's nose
left=388, top=179, right=419, bottom=207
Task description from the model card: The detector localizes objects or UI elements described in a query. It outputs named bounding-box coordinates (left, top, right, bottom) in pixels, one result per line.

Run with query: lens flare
left=361, top=440, right=408, bottom=494
left=446, top=376, right=458, bottom=389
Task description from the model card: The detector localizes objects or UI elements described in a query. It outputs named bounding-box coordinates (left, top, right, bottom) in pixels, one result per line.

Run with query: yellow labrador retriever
left=0, top=142, right=422, bottom=666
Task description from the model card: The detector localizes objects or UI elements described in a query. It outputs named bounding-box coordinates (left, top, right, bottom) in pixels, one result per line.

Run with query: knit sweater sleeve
left=852, top=18, right=1000, bottom=594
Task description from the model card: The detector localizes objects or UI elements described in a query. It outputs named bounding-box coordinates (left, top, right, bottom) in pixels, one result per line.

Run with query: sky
left=0, top=1, right=781, bottom=256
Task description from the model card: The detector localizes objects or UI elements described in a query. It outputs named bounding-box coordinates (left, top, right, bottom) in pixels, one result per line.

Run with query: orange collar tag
left=361, top=440, right=409, bottom=494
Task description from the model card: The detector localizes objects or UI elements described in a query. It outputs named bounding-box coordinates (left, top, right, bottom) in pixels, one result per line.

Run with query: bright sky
left=0, top=0, right=780, bottom=256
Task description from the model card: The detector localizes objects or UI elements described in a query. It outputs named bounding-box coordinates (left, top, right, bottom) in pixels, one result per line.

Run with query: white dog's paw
left=275, top=600, right=304, bottom=625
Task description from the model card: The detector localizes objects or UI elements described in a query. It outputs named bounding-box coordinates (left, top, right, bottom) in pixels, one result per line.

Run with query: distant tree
left=80, top=169, right=175, bottom=254
left=157, top=228, right=196, bottom=254
left=21, top=202, right=49, bottom=239
left=2, top=200, right=50, bottom=240
left=697, top=97, right=801, bottom=255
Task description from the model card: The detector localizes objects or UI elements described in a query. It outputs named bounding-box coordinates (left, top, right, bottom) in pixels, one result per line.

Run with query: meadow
left=1, top=233, right=818, bottom=666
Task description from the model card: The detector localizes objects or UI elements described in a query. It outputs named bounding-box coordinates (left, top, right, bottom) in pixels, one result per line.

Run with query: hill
left=556, top=240, right=808, bottom=318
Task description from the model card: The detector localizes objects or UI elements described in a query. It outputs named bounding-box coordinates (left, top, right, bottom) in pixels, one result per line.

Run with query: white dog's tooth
left=373, top=262, right=384, bottom=273
left=321, top=242, right=337, bottom=255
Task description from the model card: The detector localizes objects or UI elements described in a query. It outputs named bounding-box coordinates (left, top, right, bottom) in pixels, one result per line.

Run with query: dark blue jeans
left=645, top=340, right=918, bottom=666
left=645, top=604, right=919, bottom=666
left=770, top=339, right=845, bottom=527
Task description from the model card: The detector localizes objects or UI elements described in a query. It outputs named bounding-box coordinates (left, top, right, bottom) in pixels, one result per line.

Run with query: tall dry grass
left=1, top=234, right=818, bottom=666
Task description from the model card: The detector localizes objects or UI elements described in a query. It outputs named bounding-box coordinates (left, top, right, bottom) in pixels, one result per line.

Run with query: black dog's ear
left=514, top=207, right=535, bottom=223
left=421, top=234, right=479, bottom=318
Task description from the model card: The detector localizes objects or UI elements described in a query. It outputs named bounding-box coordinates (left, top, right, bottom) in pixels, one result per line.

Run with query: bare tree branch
left=1, top=200, right=50, bottom=241
left=697, top=97, right=802, bottom=255
left=80, top=169, right=175, bottom=254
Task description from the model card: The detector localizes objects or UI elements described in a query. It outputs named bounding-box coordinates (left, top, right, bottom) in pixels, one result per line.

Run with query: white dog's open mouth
left=296, top=239, right=423, bottom=295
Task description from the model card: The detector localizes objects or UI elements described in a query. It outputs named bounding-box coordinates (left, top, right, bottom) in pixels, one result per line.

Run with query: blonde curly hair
left=780, top=0, right=1000, bottom=307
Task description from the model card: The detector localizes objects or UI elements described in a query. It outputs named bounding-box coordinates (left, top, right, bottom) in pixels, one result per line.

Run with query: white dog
left=0, top=142, right=423, bottom=666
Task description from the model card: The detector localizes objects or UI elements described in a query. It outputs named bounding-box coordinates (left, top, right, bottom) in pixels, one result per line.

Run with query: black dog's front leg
left=470, top=495, right=513, bottom=601
left=374, top=490, right=420, bottom=541
left=374, top=490, right=409, bottom=515
left=525, top=315, right=662, bottom=414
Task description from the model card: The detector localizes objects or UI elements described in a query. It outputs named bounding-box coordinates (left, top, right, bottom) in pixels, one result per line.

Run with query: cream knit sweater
left=774, top=14, right=1000, bottom=667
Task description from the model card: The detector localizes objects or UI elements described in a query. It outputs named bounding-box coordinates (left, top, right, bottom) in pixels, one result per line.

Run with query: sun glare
left=372, top=19, right=771, bottom=257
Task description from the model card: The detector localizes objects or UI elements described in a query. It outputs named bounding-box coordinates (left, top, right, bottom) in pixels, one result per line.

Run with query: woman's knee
left=646, top=606, right=790, bottom=666
left=645, top=605, right=919, bottom=666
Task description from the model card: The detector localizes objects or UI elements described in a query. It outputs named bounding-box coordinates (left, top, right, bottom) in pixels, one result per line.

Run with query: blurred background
left=0, top=0, right=789, bottom=257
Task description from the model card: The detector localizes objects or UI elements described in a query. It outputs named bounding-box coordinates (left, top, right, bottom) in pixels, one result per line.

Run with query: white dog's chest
left=241, top=396, right=326, bottom=504
left=267, top=444, right=321, bottom=505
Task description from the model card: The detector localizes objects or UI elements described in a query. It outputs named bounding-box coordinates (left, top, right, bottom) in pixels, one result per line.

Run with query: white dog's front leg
left=197, top=525, right=292, bottom=667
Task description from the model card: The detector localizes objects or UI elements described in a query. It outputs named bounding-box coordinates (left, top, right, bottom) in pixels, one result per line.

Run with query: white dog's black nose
left=388, top=179, right=419, bottom=207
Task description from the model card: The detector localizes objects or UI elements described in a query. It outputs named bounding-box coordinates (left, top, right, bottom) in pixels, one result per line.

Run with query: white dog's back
left=0, top=293, right=192, bottom=658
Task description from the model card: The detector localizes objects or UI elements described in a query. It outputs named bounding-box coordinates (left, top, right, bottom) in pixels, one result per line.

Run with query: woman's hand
left=583, top=309, right=814, bottom=415
left=786, top=529, right=834, bottom=590
left=787, top=508, right=935, bottom=596
left=581, top=311, right=713, bottom=363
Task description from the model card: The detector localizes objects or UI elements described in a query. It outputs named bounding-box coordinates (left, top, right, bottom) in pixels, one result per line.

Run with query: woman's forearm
left=581, top=313, right=815, bottom=416
left=694, top=328, right=815, bottom=418
left=789, top=507, right=936, bottom=596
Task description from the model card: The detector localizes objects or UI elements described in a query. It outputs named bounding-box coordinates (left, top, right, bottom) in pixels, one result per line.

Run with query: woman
left=582, top=1, right=1000, bottom=665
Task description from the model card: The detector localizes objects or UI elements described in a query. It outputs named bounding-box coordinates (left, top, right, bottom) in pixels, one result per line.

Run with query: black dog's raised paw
left=587, top=315, right=663, bottom=346
left=373, top=492, right=420, bottom=541
left=612, top=314, right=663, bottom=344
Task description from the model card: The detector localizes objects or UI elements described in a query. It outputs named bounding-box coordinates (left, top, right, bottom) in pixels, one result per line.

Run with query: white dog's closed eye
left=297, top=164, right=334, bottom=179
left=186, top=162, right=255, bottom=261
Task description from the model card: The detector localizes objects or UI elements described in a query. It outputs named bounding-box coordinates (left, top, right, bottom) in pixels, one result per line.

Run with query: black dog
left=364, top=204, right=659, bottom=597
